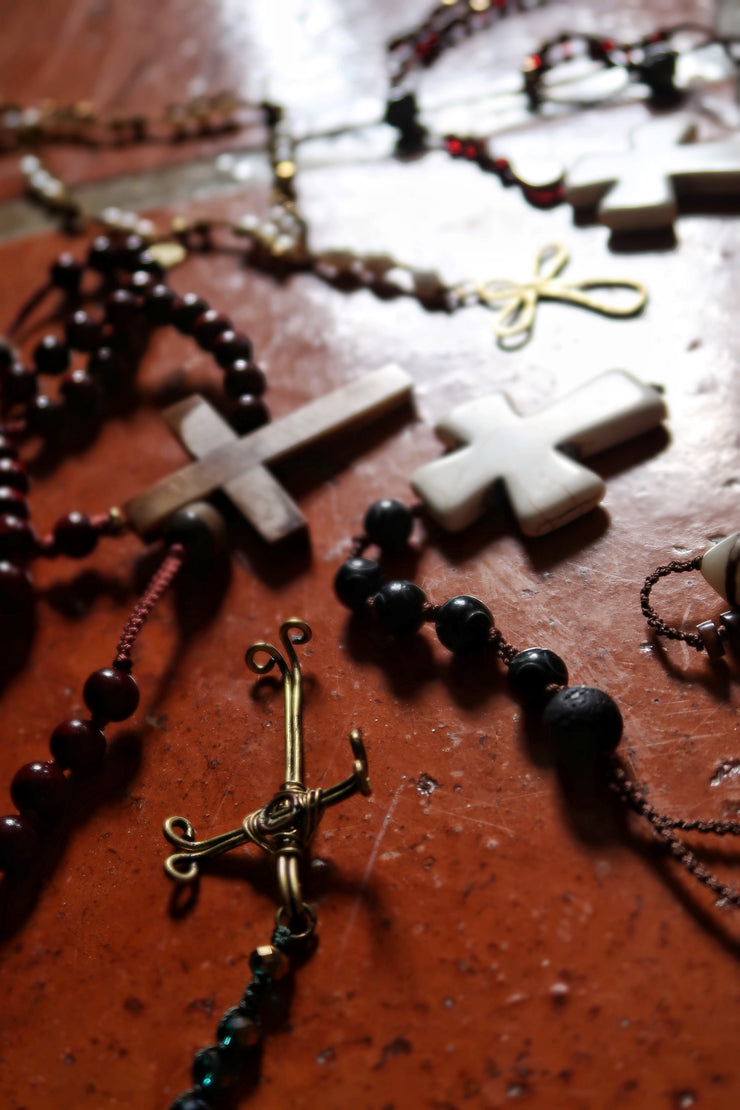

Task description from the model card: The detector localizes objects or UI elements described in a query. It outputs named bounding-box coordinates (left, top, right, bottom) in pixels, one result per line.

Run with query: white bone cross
left=410, top=370, right=667, bottom=537
left=565, top=115, right=740, bottom=232
left=124, top=364, right=413, bottom=540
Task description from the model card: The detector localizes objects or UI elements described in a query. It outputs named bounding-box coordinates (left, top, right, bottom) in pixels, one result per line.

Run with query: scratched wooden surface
left=0, top=1, right=739, bottom=1109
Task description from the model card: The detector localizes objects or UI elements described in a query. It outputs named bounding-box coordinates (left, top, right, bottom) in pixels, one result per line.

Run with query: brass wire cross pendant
left=163, top=618, right=371, bottom=933
left=469, top=243, right=648, bottom=344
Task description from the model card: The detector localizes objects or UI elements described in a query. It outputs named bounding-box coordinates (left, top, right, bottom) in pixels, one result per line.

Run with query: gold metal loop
left=275, top=901, right=317, bottom=939
left=472, top=242, right=648, bottom=343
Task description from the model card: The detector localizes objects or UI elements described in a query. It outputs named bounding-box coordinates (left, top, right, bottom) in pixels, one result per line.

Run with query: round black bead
left=373, top=579, right=427, bottom=636
left=434, top=595, right=493, bottom=655
left=543, top=686, right=623, bottom=757
left=164, top=502, right=226, bottom=571
left=217, top=1006, right=260, bottom=1052
left=33, top=335, right=70, bottom=376
left=192, top=1045, right=238, bottom=1093
left=334, top=556, right=382, bottom=611
left=508, top=647, right=568, bottom=707
left=363, top=498, right=413, bottom=553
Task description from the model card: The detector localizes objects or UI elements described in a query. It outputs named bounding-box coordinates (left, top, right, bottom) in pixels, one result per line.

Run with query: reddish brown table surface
left=0, top=3, right=739, bottom=1109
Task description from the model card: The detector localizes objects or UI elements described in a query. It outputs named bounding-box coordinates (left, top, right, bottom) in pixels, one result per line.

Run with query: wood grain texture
left=0, top=2, right=738, bottom=1110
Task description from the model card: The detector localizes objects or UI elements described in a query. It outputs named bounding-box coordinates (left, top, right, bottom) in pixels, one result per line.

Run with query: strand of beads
left=6, top=232, right=270, bottom=435
left=0, top=501, right=224, bottom=878
left=334, top=498, right=740, bottom=907
left=169, top=924, right=296, bottom=1110
left=0, top=91, right=253, bottom=152
left=0, top=233, right=272, bottom=609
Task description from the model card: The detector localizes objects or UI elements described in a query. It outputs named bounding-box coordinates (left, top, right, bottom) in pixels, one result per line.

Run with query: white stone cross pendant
left=565, top=115, right=740, bottom=232
left=124, top=364, right=413, bottom=541
left=410, top=370, right=667, bottom=537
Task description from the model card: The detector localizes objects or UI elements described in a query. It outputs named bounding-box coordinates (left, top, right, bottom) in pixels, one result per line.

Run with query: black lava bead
left=334, top=557, right=383, bottom=611
left=508, top=648, right=568, bottom=707
left=164, top=502, right=226, bottom=571
left=363, top=498, right=413, bottom=553
left=543, top=686, right=623, bottom=757
left=373, top=579, right=427, bottom=636
left=434, top=595, right=493, bottom=654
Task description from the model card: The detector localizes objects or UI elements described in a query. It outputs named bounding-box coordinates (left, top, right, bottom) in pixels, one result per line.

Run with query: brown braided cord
left=114, top=543, right=186, bottom=669
left=639, top=555, right=705, bottom=650
left=609, top=765, right=740, bottom=908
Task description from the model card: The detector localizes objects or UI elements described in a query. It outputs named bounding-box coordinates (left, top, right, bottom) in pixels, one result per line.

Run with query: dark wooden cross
left=124, top=364, right=413, bottom=541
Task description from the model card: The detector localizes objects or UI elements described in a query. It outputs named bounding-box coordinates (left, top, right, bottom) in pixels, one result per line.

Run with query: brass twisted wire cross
left=465, top=243, right=648, bottom=344
left=163, top=618, right=371, bottom=934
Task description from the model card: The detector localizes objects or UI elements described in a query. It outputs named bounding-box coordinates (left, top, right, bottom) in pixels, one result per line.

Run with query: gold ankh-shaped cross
left=471, top=243, right=648, bottom=343
left=163, top=618, right=371, bottom=933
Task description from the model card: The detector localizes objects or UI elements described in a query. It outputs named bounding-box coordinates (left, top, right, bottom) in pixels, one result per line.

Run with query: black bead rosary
left=335, top=497, right=740, bottom=909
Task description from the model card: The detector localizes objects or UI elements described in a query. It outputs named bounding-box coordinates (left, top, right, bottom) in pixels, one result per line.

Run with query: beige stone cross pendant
left=411, top=369, right=668, bottom=537
left=124, top=364, right=413, bottom=542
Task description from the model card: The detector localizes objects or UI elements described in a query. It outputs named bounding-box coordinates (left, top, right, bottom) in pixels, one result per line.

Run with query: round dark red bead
left=171, top=293, right=209, bottom=335
left=87, top=347, right=120, bottom=391
left=53, top=511, right=99, bottom=558
left=3, top=362, right=38, bottom=404
left=223, top=361, right=266, bottom=399
left=0, top=515, right=36, bottom=560
left=83, top=667, right=140, bottom=722
left=0, top=487, right=28, bottom=518
left=10, top=761, right=68, bottom=823
left=66, top=310, right=103, bottom=352
left=60, top=369, right=100, bottom=418
left=50, top=719, right=106, bottom=773
left=229, top=395, right=269, bottom=435
left=144, top=284, right=177, bottom=325
left=0, top=560, right=33, bottom=610
left=33, top=335, right=71, bottom=376
left=50, top=253, right=83, bottom=292
left=0, top=458, right=26, bottom=491
left=27, top=395, right=65, bottom=436
left=106, top=288, right=141, bottom=328
left=87, top=235, right=117, bottom=274
left=0, top=814, right=39, bottom=872
left=213, top=330, right=254, bottom=369
left=0, top=435, right=18, bottom=460
left=193, top=310, right=231, bottom=351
